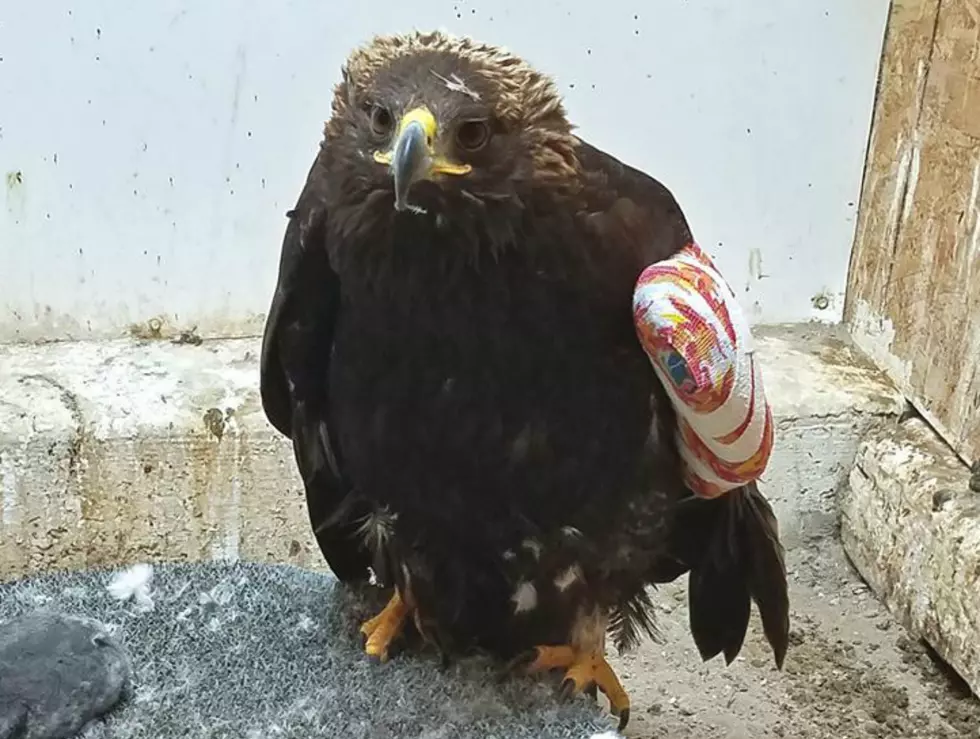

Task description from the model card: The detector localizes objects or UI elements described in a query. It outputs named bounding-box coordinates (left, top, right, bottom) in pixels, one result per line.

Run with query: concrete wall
left=0, top=0, right=890, bottom=343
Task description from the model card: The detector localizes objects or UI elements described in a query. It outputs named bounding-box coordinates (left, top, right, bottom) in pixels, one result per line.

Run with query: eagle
left=260, top=31, right=789, bottom=730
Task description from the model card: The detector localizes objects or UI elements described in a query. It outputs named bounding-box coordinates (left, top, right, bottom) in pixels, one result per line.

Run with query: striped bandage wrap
left=632, top=242, right=774, bottom=498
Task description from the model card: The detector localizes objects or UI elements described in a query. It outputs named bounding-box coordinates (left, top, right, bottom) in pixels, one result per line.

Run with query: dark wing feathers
left=575, top=137, right=694, bottom=268
left=609, top=588, right=663, bottom=655
left=741, top=483, right=791, bottom=669
left=670, top=482, right=790, bottom=669
left=259, top=149, right=372, bottom=582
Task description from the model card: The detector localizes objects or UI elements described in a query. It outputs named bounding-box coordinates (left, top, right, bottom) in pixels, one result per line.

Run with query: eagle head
left=322, top=31, right=582, bottom=218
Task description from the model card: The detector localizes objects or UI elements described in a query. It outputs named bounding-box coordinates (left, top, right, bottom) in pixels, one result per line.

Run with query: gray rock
left=0, top=612, right=130, bottom=739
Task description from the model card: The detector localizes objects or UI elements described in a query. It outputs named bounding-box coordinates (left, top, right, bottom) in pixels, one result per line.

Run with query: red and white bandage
left=633, top=242, right=774, bottom=498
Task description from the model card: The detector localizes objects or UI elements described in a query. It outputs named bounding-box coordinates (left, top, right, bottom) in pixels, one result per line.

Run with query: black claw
left=498, top=648, right=539, bottom=683
left=558, top=678, right=577, bottom=702
left=585, top=683, right=599, bottom=701
left=617, top=707, right=631, bottom=731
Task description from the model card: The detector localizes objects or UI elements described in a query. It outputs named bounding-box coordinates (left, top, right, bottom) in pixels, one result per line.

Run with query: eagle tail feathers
left=686, top=481, right=790, bottom=669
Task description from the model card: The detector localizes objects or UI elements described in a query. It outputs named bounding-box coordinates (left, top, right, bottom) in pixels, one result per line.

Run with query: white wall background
left=0, top=0, right=890, bottom=343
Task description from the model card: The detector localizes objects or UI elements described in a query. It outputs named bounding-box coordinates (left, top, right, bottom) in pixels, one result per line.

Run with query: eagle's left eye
left=455, top=119, right=491, bottom=152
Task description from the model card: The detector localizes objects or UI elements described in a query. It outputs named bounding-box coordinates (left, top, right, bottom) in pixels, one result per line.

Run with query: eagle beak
left=390, top=116, right=431, bottom=211
left=373, top=106, right=472, bottom=212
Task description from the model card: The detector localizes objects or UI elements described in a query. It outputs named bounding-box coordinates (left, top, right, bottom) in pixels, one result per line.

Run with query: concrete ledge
left=753, top=324, right=906, bottom=543
left=841, top=418, right=980, bottom=696
left=0, top=338, right=317, bottom=580
left=0, top=324, right=904, bottom=581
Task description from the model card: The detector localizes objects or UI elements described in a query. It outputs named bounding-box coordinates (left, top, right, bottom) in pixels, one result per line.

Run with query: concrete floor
left=610, top=543, right=980, bottom=739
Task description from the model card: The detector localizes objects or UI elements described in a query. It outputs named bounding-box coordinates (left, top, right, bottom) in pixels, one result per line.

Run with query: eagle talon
left=515, top=645, right=631, bottom=729
left=359, top=590, right=410, bottom=662
left=616, top=707, right=630, bottom=731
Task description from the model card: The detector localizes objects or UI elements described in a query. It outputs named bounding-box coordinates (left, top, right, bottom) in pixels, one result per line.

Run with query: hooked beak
left=390, top=118, right=430, bottom=211
left=373, top=106, right=471, bottom=212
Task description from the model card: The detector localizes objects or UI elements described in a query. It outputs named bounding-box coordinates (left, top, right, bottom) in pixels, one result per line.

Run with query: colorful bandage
left=633, top=242, right=774, bottom=498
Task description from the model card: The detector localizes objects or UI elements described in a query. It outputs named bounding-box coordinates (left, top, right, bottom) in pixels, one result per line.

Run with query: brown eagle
left=260, top=31, right=789, bottom=729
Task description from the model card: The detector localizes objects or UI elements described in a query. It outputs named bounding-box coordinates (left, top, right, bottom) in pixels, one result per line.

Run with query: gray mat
left=0, top=561, right=620, bottom=739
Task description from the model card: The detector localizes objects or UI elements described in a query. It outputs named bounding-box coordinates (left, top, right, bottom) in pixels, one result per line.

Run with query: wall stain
left=203, top=408, right=227, bottom=440
left=18, top=374, right=85, bottom=479
left=129, top=316, right=165, bottom=340
left=172, top=326, right=203, bottom=346
left=749, top=248, right=769, bottom=280
left=5, top=170, right=23, bottom=191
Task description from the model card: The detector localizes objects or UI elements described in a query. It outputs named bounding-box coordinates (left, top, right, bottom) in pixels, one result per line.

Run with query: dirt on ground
left=609, top=541, right=980, bottom=739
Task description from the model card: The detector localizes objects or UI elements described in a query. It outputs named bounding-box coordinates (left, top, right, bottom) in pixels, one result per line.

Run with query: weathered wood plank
left=846, top=0, right=980, bottom=465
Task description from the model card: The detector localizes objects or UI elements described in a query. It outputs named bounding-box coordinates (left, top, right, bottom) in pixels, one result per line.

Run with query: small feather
left=106, top=563, right=154, bottom=613
left=511, top=582, right=538, bottom=614
left=430, top=69, right=481, bottom=101
left=554, top=565, right=583, bottom=592
left=609, top=589, right=660, bottom=653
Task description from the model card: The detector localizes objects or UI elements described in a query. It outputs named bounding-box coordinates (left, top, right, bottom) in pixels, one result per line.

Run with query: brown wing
left=260, top=146, right=372, bottom=582
left=573, top=137, right=791, bottom=669
left=575, top=136, right=694, bottom=270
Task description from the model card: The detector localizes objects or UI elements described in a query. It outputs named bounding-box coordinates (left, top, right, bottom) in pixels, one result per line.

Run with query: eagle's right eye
left=369, top=105, right=394, bottom=137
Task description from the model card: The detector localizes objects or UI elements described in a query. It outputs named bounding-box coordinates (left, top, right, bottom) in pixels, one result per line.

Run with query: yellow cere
left=372, top=106, right=472, bottom=176
left=400, top=106, right=438, bottom=142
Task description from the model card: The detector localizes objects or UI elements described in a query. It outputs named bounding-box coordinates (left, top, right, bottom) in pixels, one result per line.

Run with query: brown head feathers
left=326, top=30, right=581, bottom=184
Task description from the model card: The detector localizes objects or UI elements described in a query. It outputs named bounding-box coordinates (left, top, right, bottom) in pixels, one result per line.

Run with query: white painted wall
left=0, top=0, right=890, bottom=342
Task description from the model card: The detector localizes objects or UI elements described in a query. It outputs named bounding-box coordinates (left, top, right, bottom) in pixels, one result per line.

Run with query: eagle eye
left=455, top=119, right=491, bottom=152
left=368, top=104, right=394, bottom=137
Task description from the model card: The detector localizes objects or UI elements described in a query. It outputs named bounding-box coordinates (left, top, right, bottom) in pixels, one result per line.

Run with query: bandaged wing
left=633, top=242, right=774, bottom=498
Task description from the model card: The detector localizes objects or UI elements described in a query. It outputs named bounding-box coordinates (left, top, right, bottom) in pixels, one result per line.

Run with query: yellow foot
left=359, top=591, right=410, bottom=662
left=512, top=645, right=631, bottom=730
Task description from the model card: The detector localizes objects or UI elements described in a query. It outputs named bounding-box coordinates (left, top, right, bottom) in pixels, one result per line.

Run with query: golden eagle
left=260, top=31, right=789, bottom=730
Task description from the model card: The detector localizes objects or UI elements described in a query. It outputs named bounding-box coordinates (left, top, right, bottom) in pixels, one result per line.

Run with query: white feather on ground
left=106, top=563, right=155, bottom=612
